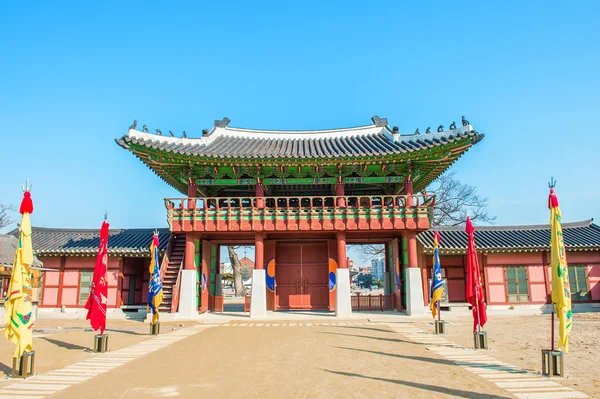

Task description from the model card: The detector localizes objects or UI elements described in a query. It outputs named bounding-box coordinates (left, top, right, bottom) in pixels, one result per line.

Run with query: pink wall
left=486, top=266, right=506, bottom=304
left=39, top=255, right=123, bottom=308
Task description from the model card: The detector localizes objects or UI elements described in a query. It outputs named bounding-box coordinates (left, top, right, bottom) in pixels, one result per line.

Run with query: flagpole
left=475, top=282, right=481, bottom=332
left=551, top=303, right=555, bottom=351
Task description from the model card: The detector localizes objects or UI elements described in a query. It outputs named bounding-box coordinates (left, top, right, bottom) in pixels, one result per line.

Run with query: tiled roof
left=116, top=122, right=483, bottom=160
left=6, top=227, right=171, bottom=257
left=0, top=235, right=43, bottom=267
left=417, top=219, right=600, bottom=254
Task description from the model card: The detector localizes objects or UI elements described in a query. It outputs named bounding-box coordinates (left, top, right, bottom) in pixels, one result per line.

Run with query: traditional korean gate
left=275, top=242, right=329, bottom=310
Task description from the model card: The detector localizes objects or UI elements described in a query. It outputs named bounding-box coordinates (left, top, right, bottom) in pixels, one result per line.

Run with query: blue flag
left=148, top=233, right=163, bottom=323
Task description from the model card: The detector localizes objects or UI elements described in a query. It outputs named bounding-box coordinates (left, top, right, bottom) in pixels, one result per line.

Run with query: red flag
left=466, top=217, right=487, bottom=331
left=85, top=221, right=109, bottom=334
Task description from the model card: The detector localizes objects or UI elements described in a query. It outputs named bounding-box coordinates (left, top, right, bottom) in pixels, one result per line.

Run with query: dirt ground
left=0, top=319, right=196, bottom=386
left=412, top=312, right=600, bottom=398
left=51, top=321, right=514, bottom=399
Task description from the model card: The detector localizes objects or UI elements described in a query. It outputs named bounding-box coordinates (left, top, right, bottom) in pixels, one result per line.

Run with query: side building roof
left=0, top=235, right=43, bottom=267
left=417, top=219, right=600, bottom=254
left=6, top=227, right=171, bottom=257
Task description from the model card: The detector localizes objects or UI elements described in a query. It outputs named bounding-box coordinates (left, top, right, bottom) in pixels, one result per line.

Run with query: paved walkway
left=1, top=320, right=589, bottom=399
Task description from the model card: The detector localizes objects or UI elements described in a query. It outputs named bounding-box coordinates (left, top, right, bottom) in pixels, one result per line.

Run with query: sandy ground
left=412, top=312, right=600, bottom=398
left=0, top=319, right=196, bottom=386
left=51, top=321, right=515, bottom=399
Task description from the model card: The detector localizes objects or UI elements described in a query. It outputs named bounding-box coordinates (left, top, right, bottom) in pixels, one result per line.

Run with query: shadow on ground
left=40, top=337, right=89, bottom=351
left=323, top=369, right=513, bottom=399
left=318, top=331, right=418, bottom=345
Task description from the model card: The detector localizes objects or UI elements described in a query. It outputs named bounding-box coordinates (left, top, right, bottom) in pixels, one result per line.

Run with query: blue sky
left=1, top=1, right=599, bottom=265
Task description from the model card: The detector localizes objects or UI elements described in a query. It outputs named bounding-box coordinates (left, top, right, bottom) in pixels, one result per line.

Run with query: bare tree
left=431, top=171, right=495, bottom=226
left=0, top=204, right=15, bottom=230
left=356, top=170, right=495, bottom=260
left=227, top=245, right=245, bottom=297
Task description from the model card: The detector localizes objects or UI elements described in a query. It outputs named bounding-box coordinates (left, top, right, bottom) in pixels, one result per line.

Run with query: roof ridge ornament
left=462, top=116, right=470, bottom=126
left=129, top=120, right=137, bottom=130
left=214, top=117, right=231, bottom=128
left=371, top=115, right=388, bottom=127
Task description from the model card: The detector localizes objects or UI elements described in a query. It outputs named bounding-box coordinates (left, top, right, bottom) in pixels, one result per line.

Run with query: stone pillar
left=335, top=231, right=351, bottom=317
left=178, top=234, right=198, bottom=318
left=405, top=231, right=425, bottom=315
left=250, top=233, right=267, bottom=318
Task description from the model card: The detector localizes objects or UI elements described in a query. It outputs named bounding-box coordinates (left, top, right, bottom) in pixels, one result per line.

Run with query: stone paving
left=0, top=319, right=591, bottom=399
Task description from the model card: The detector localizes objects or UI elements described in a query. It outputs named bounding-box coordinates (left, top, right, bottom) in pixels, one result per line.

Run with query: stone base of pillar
left=335, top=268, right=352, bottom=318
left=178, top=270, right=198, bottom=319
left=250, top=269, right=267, bottom=318
left=405, top=268, right=426, bottom=316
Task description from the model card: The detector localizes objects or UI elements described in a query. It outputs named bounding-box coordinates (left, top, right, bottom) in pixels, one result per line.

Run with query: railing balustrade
left=165, top=194, right=435, bottom=232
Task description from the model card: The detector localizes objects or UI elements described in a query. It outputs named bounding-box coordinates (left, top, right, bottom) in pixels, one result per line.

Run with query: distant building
left=220, top=262, right=232, bottom=274
left=239, top=256, right=255, bottom=280
left=371, top=257, right=385, bottom=280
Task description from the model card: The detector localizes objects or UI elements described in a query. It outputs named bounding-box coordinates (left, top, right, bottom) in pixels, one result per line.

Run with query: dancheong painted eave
left=115, top=116, right=484, bottom=195
left=418, top=219, right=600, bottom=255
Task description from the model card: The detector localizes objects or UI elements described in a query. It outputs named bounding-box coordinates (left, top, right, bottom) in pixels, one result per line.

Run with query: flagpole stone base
left=473, top=331, right=488, bottom=349
left=434, top=320, right=446, bottom=334
left=11, top=351, right=35, bottom=378
left=405, top=268, right=426, bottom=316
left=542, top=349, right=564, bottom=377
left=150, top=322, right=160, bottom=335
left=94, top=334, right=109, bottom=353
left=335, top=268, right=352, bottom=318
left=250, top=269, right=267, bottom=318
left=178, top=270, right=198, bottom=319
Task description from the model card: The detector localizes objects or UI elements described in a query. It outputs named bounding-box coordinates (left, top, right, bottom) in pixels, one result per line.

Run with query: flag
left=465, top=217, right=488, bottom=331
left=85, top=221, right=109, bottom=334
left=549, top=187, right=572, bottom=352
left=148, top=233, right=163, bottom=324
left=4, top=190, right=35, bottom=358
left=429, top=231, right=444, bottom=319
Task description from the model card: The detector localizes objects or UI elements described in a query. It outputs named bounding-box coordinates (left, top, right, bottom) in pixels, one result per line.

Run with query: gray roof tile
left=117, top=124, right=482, bottom=160
left=7, top=227, right=171, bottom=257
left=418, top=220, right=600, bottom=253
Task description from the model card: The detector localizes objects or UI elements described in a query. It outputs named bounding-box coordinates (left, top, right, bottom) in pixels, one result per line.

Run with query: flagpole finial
left=548, top=177, right=557, bottom=188
left=104, top=210, right=108, bottom=221
left=21, top=179, right=32, bottom=192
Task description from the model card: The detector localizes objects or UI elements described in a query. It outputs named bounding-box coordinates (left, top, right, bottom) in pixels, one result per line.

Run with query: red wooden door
left=275, top=243, right=302, bottom=310
left=275, top=242, right=328, bottom=310
left=301, top=242, right=329, bottom=310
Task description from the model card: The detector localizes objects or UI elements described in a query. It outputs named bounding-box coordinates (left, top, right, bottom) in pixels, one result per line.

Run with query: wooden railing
left=170, top=258, right=184, bottom=313
left=165, top=194, right=435, bottom=232
left=158, top=234, right=173, bottom=280
left=351, top=293, right=395, bottom=311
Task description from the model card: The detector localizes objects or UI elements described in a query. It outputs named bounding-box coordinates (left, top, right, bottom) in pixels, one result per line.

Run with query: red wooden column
left=187, top=182, right=197, bottom=206
left=116, top=257, right=124, bottom=307
left=406, top=231, right=418, bottom=268
left=256, top=180, right=265, bottom=208
left=255, top=233, right=264, bottom=270
left=336, top=231, right=347, bottom=269
left=185, top=234, right=196, bottom=271
left=200, top=240, right=211, bottom=313
left=335, top=177, right=345, bottom=207
left=404, top=176, right=414, bottom=206
left=57, top=256, right=66, bottom=307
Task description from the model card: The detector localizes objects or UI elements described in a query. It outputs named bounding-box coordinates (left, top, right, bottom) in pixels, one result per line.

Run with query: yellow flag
left=4, top=213, right=34, bottom=358
left=549, top=187, right=572, bottom=353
